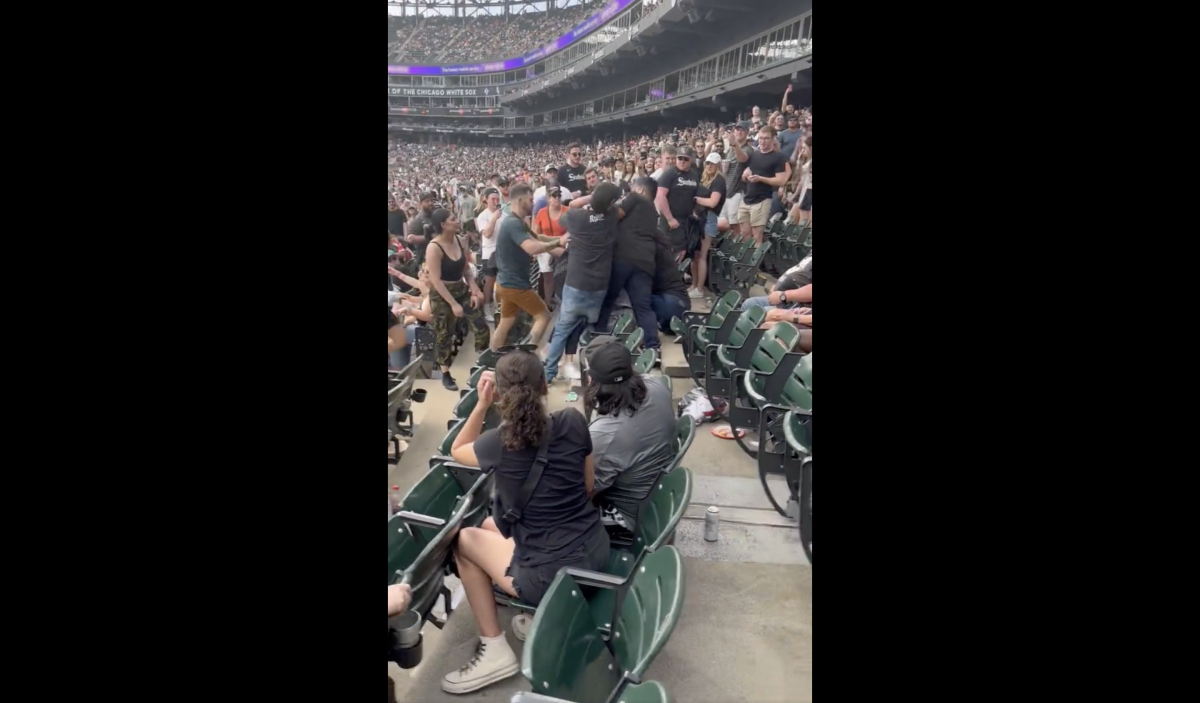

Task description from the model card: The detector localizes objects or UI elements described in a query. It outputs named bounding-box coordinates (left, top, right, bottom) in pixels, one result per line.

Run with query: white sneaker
left=441, top=636, right=520, bottom=694
left=688, top=288, right=706, bottom=299
left=512, top=613, right=531, bottom=642
left=560, top=362, right=582, bottom=381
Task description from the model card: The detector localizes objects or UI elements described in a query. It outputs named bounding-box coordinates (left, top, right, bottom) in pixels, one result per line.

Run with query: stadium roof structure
left=387, top=0, right=592, bottom=17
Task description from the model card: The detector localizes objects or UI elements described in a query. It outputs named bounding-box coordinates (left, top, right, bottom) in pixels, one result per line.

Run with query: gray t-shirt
left=589, top=375, right=676, bottom=528
left=561, top=207, right=616, bottom=293
left=494, top=213, right=535, bottom=290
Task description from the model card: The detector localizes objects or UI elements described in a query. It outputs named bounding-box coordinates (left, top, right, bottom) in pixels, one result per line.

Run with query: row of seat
left=668, top=290, right=813, bottom=563
left=389, top=343, right=697, bottom=701
left=706, top=232, right=772, bottom=296
left=765, top=219, right=811, bottom=276
left=388, top=356, right=427, bottom=464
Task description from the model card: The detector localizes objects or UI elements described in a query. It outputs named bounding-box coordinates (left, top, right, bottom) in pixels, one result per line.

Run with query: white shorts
left=720, top=191, right=745, bottom=224
left=537, top=252, right=553, bottom=274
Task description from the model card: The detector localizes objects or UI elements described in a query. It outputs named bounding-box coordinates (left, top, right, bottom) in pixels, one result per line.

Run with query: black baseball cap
left=677, top=146, right=697, bottom=159
left=587, top=341, right=634, bottom=385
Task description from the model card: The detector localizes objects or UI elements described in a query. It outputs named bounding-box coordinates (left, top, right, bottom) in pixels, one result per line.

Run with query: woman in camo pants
left=425, top=209, right=490, bottom=391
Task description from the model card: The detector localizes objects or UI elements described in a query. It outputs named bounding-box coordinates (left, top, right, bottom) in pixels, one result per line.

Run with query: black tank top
left=430, top=237, right=466, bottom=282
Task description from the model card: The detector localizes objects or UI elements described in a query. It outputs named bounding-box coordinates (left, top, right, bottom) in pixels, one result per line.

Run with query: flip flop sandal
left=711, top=425, right=745, bottom=440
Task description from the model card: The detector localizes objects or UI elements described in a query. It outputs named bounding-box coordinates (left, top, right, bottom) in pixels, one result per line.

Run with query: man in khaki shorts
left=734, top=125, right=790, bottom=245
left=490, top=184, right=565, bottom=351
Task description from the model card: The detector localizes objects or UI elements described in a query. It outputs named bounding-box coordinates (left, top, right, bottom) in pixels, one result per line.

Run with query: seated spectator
left=584, top=341, right=676, bottom=538
left=759, top=309, right=812, bottom=352
left=445, top=353, right=610, bottom=694
left=741, top=254, right=811, bottom=311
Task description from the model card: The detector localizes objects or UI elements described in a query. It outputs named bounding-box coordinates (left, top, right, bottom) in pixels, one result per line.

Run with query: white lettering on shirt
left=676, top=178, right=697, bottom=187
left=589, top=214, right=605, bottom=223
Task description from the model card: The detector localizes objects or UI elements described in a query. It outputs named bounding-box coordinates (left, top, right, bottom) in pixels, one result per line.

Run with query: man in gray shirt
left=584, top=341, right=677, bottom=533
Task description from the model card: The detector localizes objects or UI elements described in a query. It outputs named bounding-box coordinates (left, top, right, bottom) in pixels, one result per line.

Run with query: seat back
left=613, top=311, right=635, bottom=337
left=746, top=324, right=802, bottom=398
left=778, top=371, right=813, bottom=411
left=798, top=353, right=812, bottom=391
left=453, top=387, right=478, bottom=418
left=522, top=573, right=622, bottom=703
left=783, top=409, right=811, bottom=455
left=623, top=327, right=644, bottom=352
left=439, top=418, right=465, bottom=456
left=390, top=488, right=474, bottom=621
left=400, top=464, right=469, bottom=544
left=633, top=348, right=656, bottom=375
left=612, top=546, right=687, bottom=679
left=635, top=467, right=692, bottom=553
left=726, top=305, right=766, bottom=348
left=744, top=241, right=770, bottom=266
left=671, top=416, right=695, bottom=469
left=677, top=258, right=690, bottom=273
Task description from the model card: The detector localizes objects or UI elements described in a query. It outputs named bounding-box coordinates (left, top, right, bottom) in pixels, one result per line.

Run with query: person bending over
left=445, top=351, right=610, bottom=694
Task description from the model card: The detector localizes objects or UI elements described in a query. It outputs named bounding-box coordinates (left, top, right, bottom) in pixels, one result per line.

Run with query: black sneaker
left=442, top=374, right=459, bottom=391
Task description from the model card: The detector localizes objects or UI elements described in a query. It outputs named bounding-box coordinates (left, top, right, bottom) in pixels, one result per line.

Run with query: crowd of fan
left=389, top=1, right=603, bottom=66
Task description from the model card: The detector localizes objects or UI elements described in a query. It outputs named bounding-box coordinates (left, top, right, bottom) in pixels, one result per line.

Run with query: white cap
left=705, top=152, right=722, bottom=164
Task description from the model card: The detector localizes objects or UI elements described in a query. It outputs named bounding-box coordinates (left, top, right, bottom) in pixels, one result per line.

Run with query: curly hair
left=585, top=375, right=647, bottom=418
left=495, top=350, right=549, bottom=451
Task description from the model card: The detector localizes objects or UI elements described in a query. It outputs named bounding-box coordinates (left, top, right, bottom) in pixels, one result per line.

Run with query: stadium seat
left=622, top=327, right=644, bottom=353
left=439, top=418, right=465, bottom=457
left=670, top=291, right=744, bottom=376
left=633, top=348, right=656, bottom=375
left=521, top=546, right=686, bottom=703
left=757, top=405, right=811, bottom=519
left=725, top=323, right=804, bottom=458
left=587, top=465, right=692, bottom=628
left=580, top=310, right=634, bottom=349
left=669, top=290, right=743, bottom=354
left=508, top=466, right=692, bottom=623
left=388, top=467, right=484, bottom=628
left=732, top=242, right=771, bottom=294
left=697, top=305, right=766, bottom=394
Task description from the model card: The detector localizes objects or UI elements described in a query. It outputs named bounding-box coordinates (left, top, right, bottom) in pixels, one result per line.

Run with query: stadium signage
left=387, top=0, right=636, bottom=76
left=388, top=87, right=500, bottom=97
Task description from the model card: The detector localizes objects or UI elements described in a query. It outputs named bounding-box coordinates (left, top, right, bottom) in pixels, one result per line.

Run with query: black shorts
left=799, top=190, right=812, bottom=211
left=506, top=525, right=610, bottom=606
left=482, top=256, right=498, bottom=278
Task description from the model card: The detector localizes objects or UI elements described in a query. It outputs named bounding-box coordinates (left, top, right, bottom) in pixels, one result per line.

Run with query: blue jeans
left=651, top=293, right=689, bottom=333
left=598, top=261, right=659, bottom=350
left=544, top=285, right=608, bottom=382
left=389, top=324, right=419, bottom=369
left=741, top=296, right=772, bottom=311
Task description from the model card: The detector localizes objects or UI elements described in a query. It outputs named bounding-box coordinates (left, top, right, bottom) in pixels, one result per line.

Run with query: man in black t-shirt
left=557, top=142, right=589, bottom=204
left=596, top=176, right=661, bottom=350
left=735, top=126, right=789, bottom=245
left=543, top=182, right=620, bottom=385
left=405, top=191, right=437, bottom=266
left=654, top=145, right=701, bottom=253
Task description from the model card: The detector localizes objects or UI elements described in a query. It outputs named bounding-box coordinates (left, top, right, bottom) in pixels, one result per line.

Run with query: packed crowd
left=389, top=1, right=604, bottom=65
left=389, top=91, right=811, bottom=383
left=389, top=87, right=812, bottom=696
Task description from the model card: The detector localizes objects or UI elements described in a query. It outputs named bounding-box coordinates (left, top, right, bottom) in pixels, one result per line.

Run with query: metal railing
left=504, top=12, right=811, bottom=131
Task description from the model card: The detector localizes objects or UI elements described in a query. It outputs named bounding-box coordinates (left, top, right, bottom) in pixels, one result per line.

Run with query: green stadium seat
left=698, top=305, right=766, bottom=395
left=521, top=547, right=686, bottom=703
left=632, top=348, right=656, bottom=375
left=726, top=323, right=804, bottom=458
